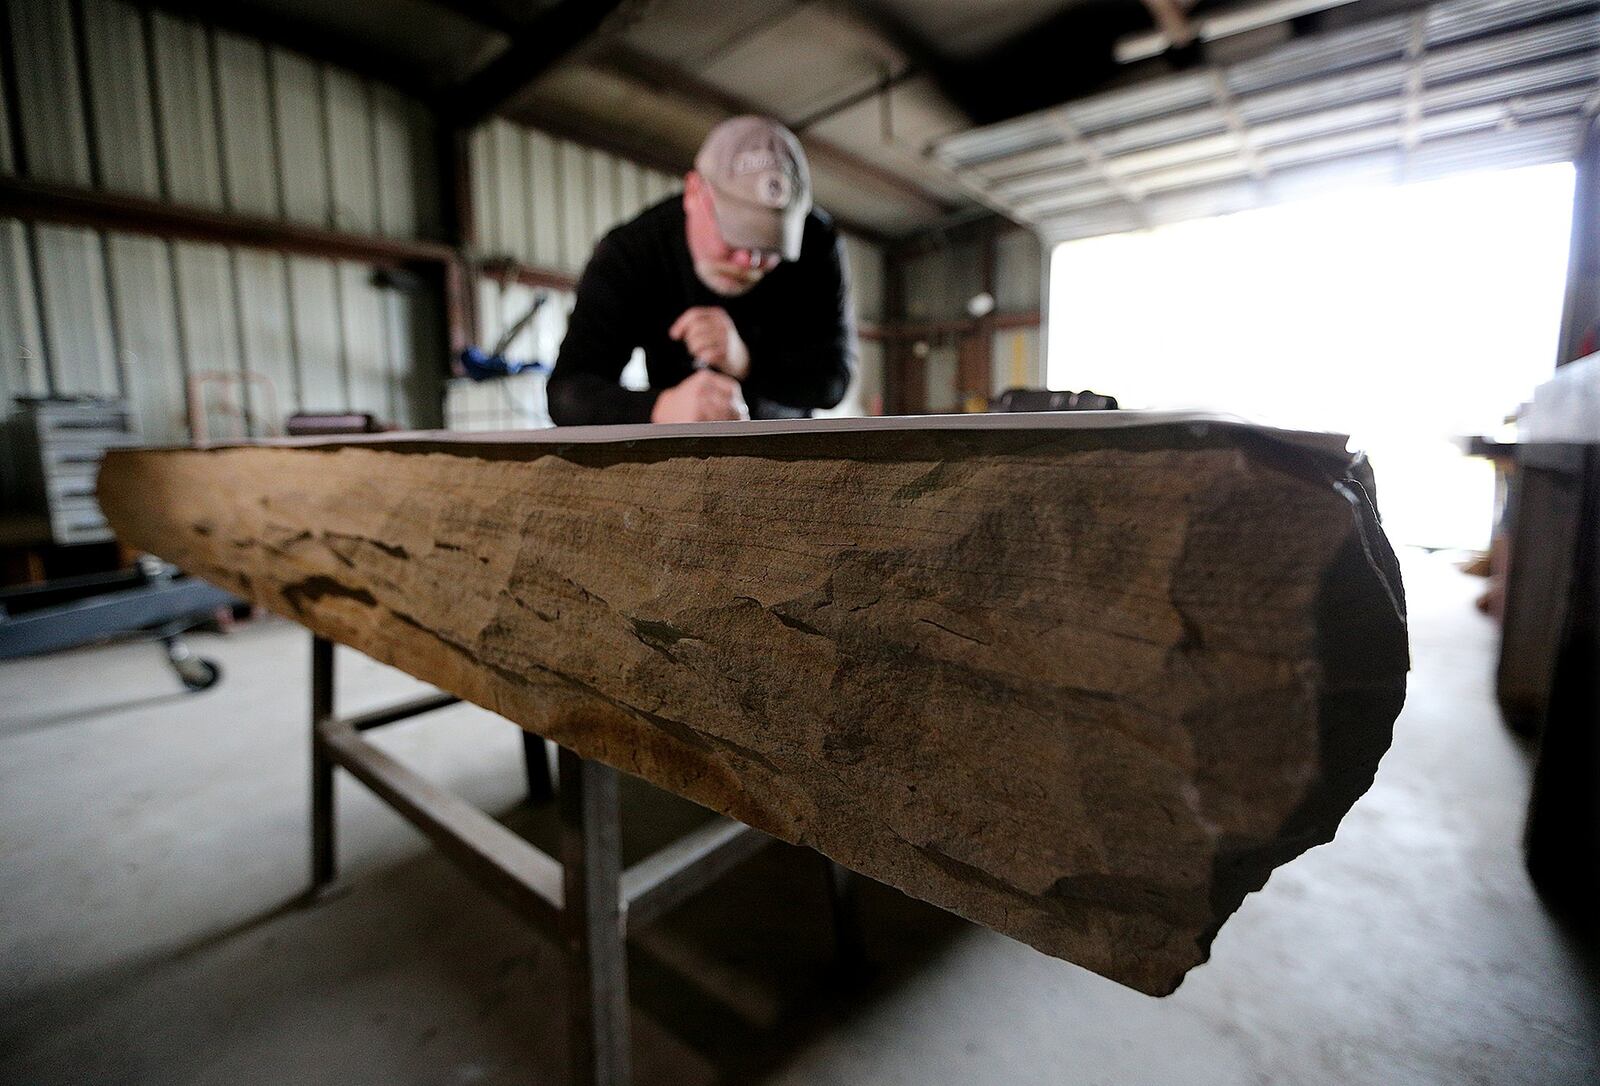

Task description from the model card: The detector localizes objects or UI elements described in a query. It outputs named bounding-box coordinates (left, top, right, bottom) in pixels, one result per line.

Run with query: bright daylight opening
left=1048, top=162, right=1577, bottom=550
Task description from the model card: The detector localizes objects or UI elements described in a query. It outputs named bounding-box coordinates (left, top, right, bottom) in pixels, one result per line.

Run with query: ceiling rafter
left=440, top=0, right=639, bottom=128
left=1051, top=115, right=1151, bottom=227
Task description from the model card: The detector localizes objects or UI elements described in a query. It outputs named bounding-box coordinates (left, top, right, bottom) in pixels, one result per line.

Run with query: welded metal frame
left=307, top=634, right=787, bottom=1086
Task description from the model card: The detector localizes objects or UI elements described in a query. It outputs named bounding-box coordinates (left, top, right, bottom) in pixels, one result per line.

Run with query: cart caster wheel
left=177, top=657, right=221, bottom=691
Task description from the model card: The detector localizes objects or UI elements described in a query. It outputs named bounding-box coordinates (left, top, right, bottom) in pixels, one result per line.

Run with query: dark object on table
left=0, top=556, right=237, bottom=691
left=992, top=387, right=1118, bottom=412
left=285, top=412, right=387, bottom=437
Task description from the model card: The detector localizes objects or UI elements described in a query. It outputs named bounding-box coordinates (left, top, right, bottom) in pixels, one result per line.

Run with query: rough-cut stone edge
left=98, top=421, right=1409, bottom=996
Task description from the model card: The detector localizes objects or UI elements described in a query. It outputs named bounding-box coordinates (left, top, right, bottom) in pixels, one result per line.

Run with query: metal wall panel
left=994, top=230, right=1042, bottom=312
left=641, top=168, right=662, bottom=205
left=270, top=50, right=331, bottom=225
left=150, top=12, right=223, bottom=207
left=373, top=85, right=433, bottom=238
left=408, top=100, right=440, bottom=240
left=467, top=125, right=704, bottom=282
left=904, top=240, right=982, bottom=320
left=0, top=30, right=12, bottom=173
left=558, top=141, right=590, bottom=274
left=923, top=344, right=959, bottom=413
left=0, top=221, right=47, bottom=396
left=890, top=229, right=1044, bottom=409
left=324, top=68, right=376, bottom=234
left=234, top=249, right=294, bottom=432
left=843, top=235, right=883, bottom=322
left=172, top=241, right=242, bottom=439
left=384, top=284, right=442, bottom=428
left=526, top=129, right=562, bottom=267
left=9, top=0, right=90, bottom=185
left=0, top=221, right=42, bottom=508
left=82, top=0, right=160, bottom=198
left=287, top=256, right=347, bottom=413
left=475, top=276, right=502, bottom=352
left=214, top=31, right=278, bottom=217
left=338, top=263, right=389, bottom=420
left=992, top=328, right=1041, bottom=395
left=587, top=150, right=617, bottom=244
left=490, top=120, right=528, bottom=262
left=651, top=169, right=680, bottom=205
left=33, top=225, right=117, bottom=395
left=616, top=159, right=642, bottom=220
left=105, top=234, right=186, bottom=441
left=469, top=118, right=499, bottom=252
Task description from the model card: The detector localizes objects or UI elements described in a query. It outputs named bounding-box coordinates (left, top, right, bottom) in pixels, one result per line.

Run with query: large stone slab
left=99, top=413, right=1408, bottom=994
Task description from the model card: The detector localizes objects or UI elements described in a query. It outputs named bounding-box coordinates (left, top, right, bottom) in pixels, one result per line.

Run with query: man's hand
left=669, top=306, right=750, bottom=380
left=650, top=368, right=749, bottom=424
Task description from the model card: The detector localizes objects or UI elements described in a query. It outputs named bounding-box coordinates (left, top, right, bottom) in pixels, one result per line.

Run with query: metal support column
left=310, top=636, right=336, bottom=891
left=559, top=748, right=631, bottom=1085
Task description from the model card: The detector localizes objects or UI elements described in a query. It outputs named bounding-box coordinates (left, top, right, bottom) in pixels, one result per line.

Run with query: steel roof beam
left=441, top=0, right=636, bottom=128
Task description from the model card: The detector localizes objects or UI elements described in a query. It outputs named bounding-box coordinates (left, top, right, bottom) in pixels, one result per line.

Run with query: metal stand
left=306, top=634, right=787, bottom=1086
left=0, top=558, right=234, bottom=690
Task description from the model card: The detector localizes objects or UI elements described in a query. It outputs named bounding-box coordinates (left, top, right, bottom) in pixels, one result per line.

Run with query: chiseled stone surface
left=99, top=420, right=1408, bottom=994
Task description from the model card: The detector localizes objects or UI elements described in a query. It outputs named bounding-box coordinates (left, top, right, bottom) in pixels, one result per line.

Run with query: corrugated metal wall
left=453, top=118, right=888, bottom=430
left=0, top=0, right=443, bottom=498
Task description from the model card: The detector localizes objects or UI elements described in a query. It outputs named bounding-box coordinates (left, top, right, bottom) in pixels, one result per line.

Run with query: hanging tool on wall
left=456, top=291, right=551, bottom=381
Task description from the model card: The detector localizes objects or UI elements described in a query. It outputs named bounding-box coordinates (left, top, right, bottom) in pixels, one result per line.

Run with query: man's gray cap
left=694, top=116, right=813, bottom=262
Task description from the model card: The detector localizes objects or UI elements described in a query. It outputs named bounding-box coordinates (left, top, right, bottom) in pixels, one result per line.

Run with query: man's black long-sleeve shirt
left=546, top=195, right=856, bottom=425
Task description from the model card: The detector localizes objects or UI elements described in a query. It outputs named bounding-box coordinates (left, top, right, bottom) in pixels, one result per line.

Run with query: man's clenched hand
left=669, top=306, right=750, bottom=380
left=650, top=367, right=748, bottom=424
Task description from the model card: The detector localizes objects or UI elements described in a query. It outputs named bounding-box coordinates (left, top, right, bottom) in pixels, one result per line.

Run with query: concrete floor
left=1, top=550, right=1595, bottom=1085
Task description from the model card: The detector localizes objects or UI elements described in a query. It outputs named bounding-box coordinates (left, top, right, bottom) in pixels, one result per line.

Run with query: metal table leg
left=311, top=636, right=336, bottom=891
left=559, top=747, right=631, bottom=1085
left=303, top=633, right=775, bottom=1086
